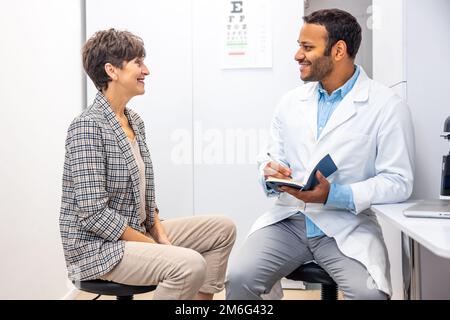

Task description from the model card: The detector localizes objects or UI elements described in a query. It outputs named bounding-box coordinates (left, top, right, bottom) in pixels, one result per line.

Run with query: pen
left=267, top=153, right=293, bottom=179
left=266, top=152, right=277, bottom=163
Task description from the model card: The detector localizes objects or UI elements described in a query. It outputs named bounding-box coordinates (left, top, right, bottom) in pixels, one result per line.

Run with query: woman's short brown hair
left=82, top=28, right=146, bottom=91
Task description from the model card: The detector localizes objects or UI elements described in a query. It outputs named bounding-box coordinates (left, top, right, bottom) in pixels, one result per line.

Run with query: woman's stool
left=286, top=262, right=338, bottom=300
left=73, top=279, right=156, bottom=300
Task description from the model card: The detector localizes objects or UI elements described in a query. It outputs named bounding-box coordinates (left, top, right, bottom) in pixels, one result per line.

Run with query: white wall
left=372, top=0, right=406, bottom=96
left=192, top=0, right=302, bottom=248
left=405, top=0, right=450, bottom=299
left=372, top=0, right=406, bottom=300
left=0, top=0, right=83, bottom=299
left=406, top=0, right=450, bottom=201
left=374, top=0, right=450, bottom=300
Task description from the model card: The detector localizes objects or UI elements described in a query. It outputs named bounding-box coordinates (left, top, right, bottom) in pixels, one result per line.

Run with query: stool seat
left=286, top=262, right=335, bottom=285
left=286, top=262, right=338, bottom=300
left=73, top=279, right=156, bottom=299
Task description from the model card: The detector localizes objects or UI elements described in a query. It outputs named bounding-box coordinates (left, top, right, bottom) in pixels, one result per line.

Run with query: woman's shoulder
left=67, top=105, right=108, bottom=135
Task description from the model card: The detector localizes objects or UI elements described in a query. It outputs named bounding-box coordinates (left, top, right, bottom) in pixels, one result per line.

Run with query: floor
left=75, top=289, right=344, bottom=300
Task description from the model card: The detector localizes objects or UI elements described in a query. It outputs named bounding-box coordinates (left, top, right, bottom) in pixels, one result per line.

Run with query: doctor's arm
left=281, top=100, right=414, bottom=213
left=349, top=101, right=415, bottom=214
left=281, top=171, right=356, bottom=209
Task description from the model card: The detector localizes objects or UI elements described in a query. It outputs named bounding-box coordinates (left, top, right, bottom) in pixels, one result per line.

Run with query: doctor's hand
left=279, top=171, right=330, bottom=204
left=264, top=161, right=293, bottom=180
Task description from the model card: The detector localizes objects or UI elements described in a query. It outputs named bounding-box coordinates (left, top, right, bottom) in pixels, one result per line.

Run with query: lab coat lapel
left=317, top=68, right=370, bottom=143
left=298, top=82, right=319, bottom=140
left=317, top=98, right=356, bottom=142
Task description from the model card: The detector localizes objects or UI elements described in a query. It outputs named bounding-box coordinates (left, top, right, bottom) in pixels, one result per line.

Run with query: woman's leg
left=101, top=241, right=207, bottom=299
left=160, top=215, right=236, bottom=298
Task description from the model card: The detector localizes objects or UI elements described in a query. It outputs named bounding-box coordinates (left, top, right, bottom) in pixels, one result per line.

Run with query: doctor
left=226, top=9, right=414, bottom=300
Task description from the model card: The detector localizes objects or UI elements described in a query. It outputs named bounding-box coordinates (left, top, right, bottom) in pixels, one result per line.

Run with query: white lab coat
left=250, top=67, right=415, bottom=297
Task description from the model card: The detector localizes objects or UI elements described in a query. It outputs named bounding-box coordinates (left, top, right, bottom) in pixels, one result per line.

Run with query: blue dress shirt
left=303, top=66, right=360, bottom=238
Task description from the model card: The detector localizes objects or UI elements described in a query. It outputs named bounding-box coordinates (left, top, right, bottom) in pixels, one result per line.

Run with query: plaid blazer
left=59, top=92, right=156, bottom=281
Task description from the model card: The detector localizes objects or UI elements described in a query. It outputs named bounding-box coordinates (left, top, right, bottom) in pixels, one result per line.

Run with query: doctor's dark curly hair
left=82, top=28, right=146, bottom=91
left=303, top=9, right=362, bottom=59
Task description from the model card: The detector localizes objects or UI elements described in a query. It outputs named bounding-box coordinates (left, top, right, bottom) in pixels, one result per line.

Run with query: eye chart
left=221, top=0, right=272, bottom=69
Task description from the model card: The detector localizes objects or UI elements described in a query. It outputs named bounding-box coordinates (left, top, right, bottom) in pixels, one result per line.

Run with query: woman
left=59, top=29, right=236, bottom=300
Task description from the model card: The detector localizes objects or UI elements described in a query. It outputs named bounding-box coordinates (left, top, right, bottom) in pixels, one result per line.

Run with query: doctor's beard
left=300, top=55, right=334, bottom=82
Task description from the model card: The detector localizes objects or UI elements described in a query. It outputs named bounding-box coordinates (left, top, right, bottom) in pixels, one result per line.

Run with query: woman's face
left=115, top=57, right=149, bottom=97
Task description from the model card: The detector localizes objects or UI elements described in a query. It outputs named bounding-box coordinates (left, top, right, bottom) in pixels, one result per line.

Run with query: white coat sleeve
left=350, top=99, right=415, bottom=214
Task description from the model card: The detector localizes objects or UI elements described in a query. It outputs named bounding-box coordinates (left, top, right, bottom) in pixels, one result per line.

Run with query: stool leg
left=117, top=295, right=133, bottom=300
left=321, top=284, right=338, bottom=300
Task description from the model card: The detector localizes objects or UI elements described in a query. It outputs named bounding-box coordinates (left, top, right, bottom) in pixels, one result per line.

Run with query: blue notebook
left=266, top=154, right=337, bottom=192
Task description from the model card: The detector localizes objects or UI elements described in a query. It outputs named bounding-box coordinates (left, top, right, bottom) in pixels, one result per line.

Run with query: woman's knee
left=185, top=251, right=207, bottom=282
left=211, top=215, right=237, bottom=245
left=169, top=250, right=207, bottom=286
left=203, top=215, right=236, bottom=250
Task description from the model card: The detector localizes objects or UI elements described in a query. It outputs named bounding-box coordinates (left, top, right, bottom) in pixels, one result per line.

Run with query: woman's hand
left=153, top=231, right=171, bottom=245
left=120, top=226, right=156, bottom=243
left=149, top=213, right=172, bottom=245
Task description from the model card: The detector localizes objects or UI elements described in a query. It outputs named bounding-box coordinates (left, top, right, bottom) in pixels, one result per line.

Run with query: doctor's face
left=295, top=23, right=334, bottom=82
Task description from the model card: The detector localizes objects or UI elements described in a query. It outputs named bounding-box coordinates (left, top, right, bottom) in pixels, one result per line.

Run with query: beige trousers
left=101, top=215, right=236, bottom=299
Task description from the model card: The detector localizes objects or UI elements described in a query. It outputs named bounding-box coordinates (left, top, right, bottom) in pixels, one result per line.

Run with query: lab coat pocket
left=332, top=132, right=375, bottom=181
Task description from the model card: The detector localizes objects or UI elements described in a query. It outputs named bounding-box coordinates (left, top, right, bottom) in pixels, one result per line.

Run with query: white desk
left=372, top=202, right=450, bottom=299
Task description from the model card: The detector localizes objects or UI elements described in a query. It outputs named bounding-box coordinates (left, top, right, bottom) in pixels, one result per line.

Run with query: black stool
left=286, top=262, right=338, bottom=300
left=73, top=279, right=156, bottom=300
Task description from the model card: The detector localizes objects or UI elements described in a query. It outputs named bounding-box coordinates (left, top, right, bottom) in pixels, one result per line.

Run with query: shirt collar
left=317, top=65, right=360, bottom=99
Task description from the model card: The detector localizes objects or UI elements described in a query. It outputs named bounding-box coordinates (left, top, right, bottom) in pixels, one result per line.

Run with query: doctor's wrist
left=323, top=187, right=330, bottom=204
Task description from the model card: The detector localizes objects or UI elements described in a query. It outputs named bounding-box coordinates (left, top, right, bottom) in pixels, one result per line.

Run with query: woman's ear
left=104, top=63, right=117, bottom=81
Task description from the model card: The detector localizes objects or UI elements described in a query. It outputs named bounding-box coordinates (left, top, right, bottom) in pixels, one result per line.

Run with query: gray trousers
left=225, top=213, right=387, bottom=300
